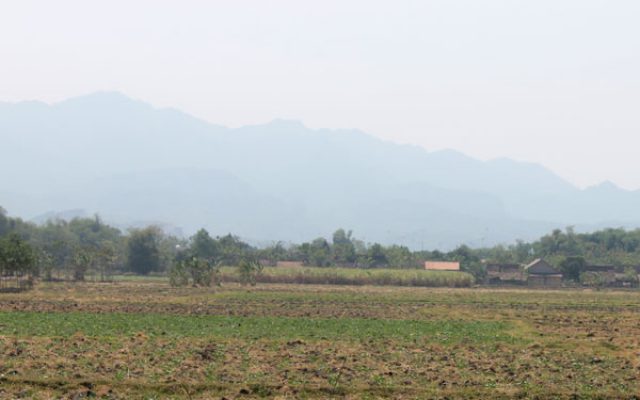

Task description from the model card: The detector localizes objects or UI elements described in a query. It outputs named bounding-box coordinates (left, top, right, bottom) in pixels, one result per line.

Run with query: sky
left=1, top=0, right=640, bottom=189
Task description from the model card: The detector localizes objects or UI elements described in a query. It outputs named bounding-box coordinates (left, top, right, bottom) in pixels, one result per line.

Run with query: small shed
left=424, top=261, right=460, bottom=271
left=524, top=259, right=562, bottom=287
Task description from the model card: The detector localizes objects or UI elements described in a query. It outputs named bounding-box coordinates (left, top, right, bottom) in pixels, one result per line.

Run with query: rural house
left=580, top=265, right=617, bottom=286
left=524, top=259, right=563, bottom=287
left=424, top=261, right=460, bottom=271
left=612, top=265, right=640, bottom=287
left=486, top=263, right=525, bottom=284
left=614, top=266, right=640, bottom=287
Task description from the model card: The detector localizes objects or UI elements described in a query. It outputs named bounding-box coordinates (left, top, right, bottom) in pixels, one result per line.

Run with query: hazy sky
left=2, top=1, right=640, bottom=189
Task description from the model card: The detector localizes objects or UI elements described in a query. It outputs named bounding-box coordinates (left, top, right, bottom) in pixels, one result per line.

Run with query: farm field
left=217, top=266, right=475, bottom=288
left=1, top=282, right=640, bottom=399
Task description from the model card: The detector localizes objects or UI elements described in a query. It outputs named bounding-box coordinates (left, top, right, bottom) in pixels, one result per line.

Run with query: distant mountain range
left=1, top=92, right=639, bottom=249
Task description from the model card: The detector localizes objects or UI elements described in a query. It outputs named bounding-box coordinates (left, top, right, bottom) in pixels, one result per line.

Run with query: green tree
left=72, top=247, right=94, bottom=281
left=127, top=227, right=162, bottom=275
left=511, top=240, right=533, bottom=263
left=367, top=243, right=388, bottom=268
left=385, top=245, right=416, bottom=268
left=190, top=229, right=219, bottom=260
left=0, top=233, right=37, bottom=289
left=95, top=241, right=120, bottom=281
left=559, top=256, right=587, bottom=282
left=0, top=206, right=9, bottom=236
left=308, top=238, right=331, bottom=267
left=218, top=234, right=252, bottom=265
left=264, top=241, right=287, bottom=264
left=332, top=229, right=356, bottom=266
left=37, top=250, right=55, bottom=281
left=32, top=220, right=77, bottom=279
left=68, top=215, right=122, bottom=248
left=449, top=245, right=484, bottom=281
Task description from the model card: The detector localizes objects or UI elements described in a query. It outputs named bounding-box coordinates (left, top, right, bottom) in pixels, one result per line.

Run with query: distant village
left=425, top=259, right=640, bottom=288
left=264, top=258, right=640, bottom=288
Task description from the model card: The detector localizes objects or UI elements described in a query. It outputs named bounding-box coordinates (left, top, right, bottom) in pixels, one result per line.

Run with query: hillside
left=1, top=92, right=639, bottom=248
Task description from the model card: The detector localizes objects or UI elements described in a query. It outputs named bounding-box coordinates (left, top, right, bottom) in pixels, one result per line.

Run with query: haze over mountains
left=1, top=92, right=638, bottom=249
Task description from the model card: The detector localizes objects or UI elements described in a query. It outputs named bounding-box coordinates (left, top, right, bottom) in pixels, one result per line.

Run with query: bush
left=237, top=259, right=264, bottom=286
left=169, top=257, right=220, bottom=287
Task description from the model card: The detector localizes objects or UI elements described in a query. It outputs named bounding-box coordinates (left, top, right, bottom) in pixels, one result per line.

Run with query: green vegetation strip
left=219, top=266, right=475, bottom=287
left=0, top=312, right=515, bottom=344
left=209, top=288, right=640, bottom=307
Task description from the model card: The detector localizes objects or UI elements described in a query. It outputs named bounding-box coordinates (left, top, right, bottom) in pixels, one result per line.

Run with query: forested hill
left=2, top=92, right=640, bottom=248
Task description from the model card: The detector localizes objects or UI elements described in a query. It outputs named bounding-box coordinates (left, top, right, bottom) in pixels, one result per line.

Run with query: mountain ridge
left=1, top=92, right=639, bottom=249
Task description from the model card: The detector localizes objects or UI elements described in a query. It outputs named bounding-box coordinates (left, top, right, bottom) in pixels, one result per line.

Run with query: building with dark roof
left=486, top=263, right=525, bottom=284
left=524, top=259, right=563, bottom=287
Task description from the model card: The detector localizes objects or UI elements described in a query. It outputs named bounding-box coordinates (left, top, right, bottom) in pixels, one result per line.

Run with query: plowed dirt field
left=1, top=281, right=639, bottom=399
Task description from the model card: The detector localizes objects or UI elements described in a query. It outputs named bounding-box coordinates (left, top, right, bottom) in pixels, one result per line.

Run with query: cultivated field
left=219, top=266, right=475, bottom=287
left=1, top=282, right=639, bottom=399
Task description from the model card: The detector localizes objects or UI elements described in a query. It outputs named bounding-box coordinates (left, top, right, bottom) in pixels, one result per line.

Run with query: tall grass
left=219, top=266, right=474, bottom=287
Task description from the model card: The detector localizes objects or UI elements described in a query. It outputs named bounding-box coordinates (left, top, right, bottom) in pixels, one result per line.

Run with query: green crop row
left=0, top=311, right=514, bottom=344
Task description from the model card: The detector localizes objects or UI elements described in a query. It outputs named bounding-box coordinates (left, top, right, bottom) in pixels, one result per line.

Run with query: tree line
left=0, top=207, right=177, bottom=285
left=3, top=206, right=640, bottom=288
